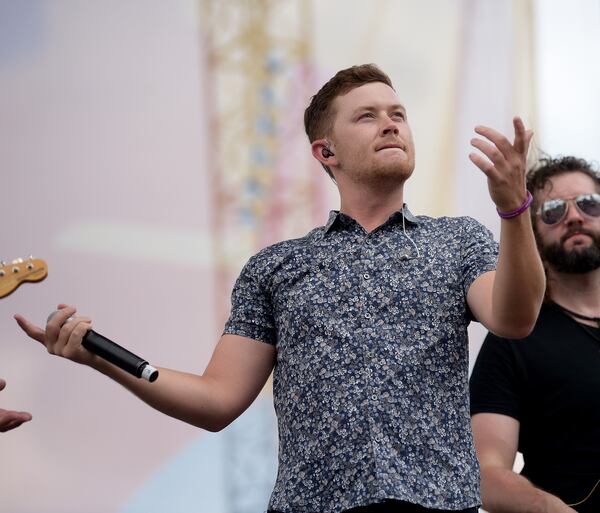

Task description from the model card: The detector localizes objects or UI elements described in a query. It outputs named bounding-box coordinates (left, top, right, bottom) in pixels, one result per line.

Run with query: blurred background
left=0, top=1, right=599, bottom=512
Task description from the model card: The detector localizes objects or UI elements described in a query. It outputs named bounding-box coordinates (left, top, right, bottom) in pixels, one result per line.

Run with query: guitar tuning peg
left=0, top=256, right=47, bottom=298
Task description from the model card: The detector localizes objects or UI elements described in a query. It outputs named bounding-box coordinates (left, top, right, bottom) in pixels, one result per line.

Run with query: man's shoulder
left=256, top=225, right=324, bottom=256
left=412, top=214, right=489, bottom=230
left=411, top=215, right=494, bottom=246
left=241, top=225, right=326, bottom=274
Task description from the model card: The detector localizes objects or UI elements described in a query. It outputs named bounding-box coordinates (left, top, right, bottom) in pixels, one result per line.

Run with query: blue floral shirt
left=223, top=207, right=498, bottom=513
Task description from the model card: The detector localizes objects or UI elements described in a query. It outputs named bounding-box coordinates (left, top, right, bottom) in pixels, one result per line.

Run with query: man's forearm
left=492, top=213, right=545, bottom=338
left=89, top=334, right=275, bottom=432
left=481, top=466, right=576, bottom=513
left=93, top=359, right=235, bottom=432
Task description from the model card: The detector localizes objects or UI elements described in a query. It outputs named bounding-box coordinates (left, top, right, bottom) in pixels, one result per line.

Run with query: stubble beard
left=352, top=157, right=414, bottom=187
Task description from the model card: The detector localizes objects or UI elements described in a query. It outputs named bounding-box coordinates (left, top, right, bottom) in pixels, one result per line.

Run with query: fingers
left=468, top=152, right=497, bottom=179
left=472, top=117, right=532, bottom=161
left=15, top=306, right=93, bottom=362
left=51, top=312, right=89, bottom=354
left=470, top=118, right=532, bottom=178
left=469, top=138, right=504, bottom=179
left=46, top=305, right=77, bottom=348
left=0, top=381, right=33, bottom=431
left=512, top=116, right=533, bottom=155
left=512, top=116, right=526, bottom=152
left=56, top=317, right=92, bottom=359
left=14, top=314, right=47, bottom=344
left=0, top=409, right=32, bottom=432
left=46, top=306, right=77, bottom=344
left=473, top=125, right=514, bottom=159
left=470, top=129, right=513, bottom=180
left=0, top=419, right=23, bottom=432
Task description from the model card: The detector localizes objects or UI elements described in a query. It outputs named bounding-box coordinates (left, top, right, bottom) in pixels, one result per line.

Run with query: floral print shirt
left=223, top=207, right=498, bottom=513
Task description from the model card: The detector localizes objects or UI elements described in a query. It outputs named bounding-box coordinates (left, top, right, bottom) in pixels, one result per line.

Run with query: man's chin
left=348, top=160, right=415, bottom=186
left=543, top=244, right=600, bottom=274
left=372, top=163, right=414, bottom=181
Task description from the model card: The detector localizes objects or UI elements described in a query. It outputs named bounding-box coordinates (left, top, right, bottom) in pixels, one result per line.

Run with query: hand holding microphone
left=45, top=309, right=159, bottom=382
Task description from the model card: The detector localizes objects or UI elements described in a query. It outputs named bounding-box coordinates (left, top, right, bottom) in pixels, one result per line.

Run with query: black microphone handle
left=82, top=330, right=159, bottom=382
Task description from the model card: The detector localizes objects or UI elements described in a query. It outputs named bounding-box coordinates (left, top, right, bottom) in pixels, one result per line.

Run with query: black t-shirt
left=470, top=303, right=600, bottom=512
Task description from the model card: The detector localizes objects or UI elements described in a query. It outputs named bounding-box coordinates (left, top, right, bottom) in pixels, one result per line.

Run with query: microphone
left=47, top=312, right=159, bottom=382
left=82, top=330, right=159, bottom=382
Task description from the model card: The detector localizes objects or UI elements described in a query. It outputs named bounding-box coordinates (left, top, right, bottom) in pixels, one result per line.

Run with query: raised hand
left=469, top=116, right=534, bottom=213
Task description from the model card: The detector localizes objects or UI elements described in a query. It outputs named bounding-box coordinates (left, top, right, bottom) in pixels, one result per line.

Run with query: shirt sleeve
left=222, top=254, right=277, bottom=345
left=469, top=332, right=523, bottom=421
left=460, top=216, right=499, bottom=295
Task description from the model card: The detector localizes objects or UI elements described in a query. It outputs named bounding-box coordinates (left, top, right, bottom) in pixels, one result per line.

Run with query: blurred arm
left=472, top=412, right=576, bottom=513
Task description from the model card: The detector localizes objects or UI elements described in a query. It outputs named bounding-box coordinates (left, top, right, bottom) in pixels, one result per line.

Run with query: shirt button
left=371, top=394, right=378, bottom=401
left=363, top=273, right=370, bottom=280
left=364, top=312, right=372, bottom=319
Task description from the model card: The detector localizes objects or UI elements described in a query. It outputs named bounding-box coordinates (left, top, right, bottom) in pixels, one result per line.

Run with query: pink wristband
left=497, top=191, right=533, bottom=219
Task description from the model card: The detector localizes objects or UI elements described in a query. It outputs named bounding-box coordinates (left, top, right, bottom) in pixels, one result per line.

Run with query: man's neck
left=548, top=267, right=600, bottom=317
left=338, top=181, right=405, bottom=233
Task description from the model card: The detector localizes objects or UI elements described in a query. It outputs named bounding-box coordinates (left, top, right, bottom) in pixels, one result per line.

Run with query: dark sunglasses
left=539, top=193, right=600, bottom=225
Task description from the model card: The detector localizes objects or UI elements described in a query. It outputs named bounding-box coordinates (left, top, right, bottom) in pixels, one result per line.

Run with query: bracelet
left=496, top=191, right=533, bottom=219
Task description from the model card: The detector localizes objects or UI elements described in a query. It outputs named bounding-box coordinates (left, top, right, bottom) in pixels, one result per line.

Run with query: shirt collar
left=324, top=204, right=420, bottom=233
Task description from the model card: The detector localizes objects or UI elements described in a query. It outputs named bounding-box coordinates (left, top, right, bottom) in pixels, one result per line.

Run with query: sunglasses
left=539, top=193, right=600, bottom=225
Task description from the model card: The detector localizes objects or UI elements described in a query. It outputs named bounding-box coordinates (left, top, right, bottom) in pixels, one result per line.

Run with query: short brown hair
left=304, top=64, right=394, bottom=180
left=304, top=64, right=394, bottom=142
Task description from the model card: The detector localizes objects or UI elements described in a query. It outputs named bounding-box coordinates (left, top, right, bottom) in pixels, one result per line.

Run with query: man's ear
left=311, top=139, right=338, bottom=166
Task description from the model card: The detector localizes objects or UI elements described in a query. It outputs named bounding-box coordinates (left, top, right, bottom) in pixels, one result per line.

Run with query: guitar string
left=566, top=477, right=600, bottom=507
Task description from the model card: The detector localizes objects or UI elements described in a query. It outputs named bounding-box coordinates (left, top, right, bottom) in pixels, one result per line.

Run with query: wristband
left=497, top=191, right=533, bottom=219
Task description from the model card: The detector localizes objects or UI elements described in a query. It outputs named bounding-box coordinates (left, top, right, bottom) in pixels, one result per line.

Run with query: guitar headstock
left=0, top=257, right=48, bottom=299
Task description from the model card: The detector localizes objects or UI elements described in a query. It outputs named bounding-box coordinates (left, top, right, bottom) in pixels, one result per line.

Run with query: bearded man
left=470, top=156, right=600, bottom=513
